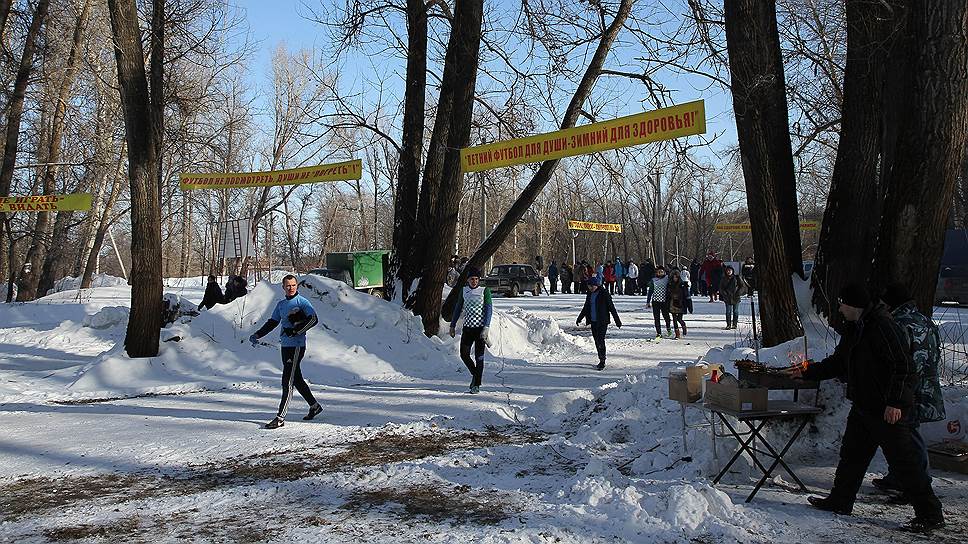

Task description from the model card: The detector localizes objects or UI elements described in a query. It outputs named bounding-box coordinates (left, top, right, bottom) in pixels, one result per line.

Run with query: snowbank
left=51, top=274, right=127, bottom=293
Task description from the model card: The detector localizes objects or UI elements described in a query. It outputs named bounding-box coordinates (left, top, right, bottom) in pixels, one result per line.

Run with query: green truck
left=309, top=250, right=390, bottom=297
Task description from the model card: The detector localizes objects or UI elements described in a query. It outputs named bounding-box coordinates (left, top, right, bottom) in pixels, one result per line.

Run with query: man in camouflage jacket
left=875, top=283, right=945, bottom=495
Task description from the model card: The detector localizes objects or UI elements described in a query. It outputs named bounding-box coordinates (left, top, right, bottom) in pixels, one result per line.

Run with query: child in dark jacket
left=576, top=277, right=622, bottom=370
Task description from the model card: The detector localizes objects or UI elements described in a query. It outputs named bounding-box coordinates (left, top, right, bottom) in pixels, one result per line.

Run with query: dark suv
left=483, top=264, right=542, bottom=297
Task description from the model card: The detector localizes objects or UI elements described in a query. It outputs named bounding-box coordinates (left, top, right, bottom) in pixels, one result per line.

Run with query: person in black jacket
left=199, top=275, right=224, bottom=310
left=786, top=283, right=943, bottom=533
left=548, top=261, right=559, bottom=294
left=576, top=276, right=621, bottom=371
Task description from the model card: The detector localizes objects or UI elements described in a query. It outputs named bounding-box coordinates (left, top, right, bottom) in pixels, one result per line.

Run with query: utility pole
left=654, top=169, right=665, bottom=267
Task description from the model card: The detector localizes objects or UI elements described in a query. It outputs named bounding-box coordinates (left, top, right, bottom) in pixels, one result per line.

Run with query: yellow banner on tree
left=715, top=221, right=819, bottom=233
left=0, top=193, right=92, bottom=212
left=180, top=159, right=363, bottom=190
left=460, top=100, right=706, bottom=173
left=568, top=220, right=622, bottom=233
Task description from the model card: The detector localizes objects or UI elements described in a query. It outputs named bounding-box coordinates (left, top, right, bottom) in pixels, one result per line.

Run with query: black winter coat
left=720, top=273, right=747, bottom=305
left=200, top=281, right=224, bottom=310
left=578, top=289, right=621, bottom=326
left=803, top=302, right=917, bottom=416
left=668, top=280, right=691, bottom=314
left=560, top=266, right=573, bottom=285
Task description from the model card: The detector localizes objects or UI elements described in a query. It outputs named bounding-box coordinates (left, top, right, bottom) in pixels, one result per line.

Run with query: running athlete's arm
left=450, top=290, right=465, bottom=327
left=292, top=300, right=318, bottom=335
left=482, top=288, right=493, bottom=327
left=253, top=303, right=282, bottom=339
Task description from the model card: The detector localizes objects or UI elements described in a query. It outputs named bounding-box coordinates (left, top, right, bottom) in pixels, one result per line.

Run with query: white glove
left=480, top=326, right=489, bottom=342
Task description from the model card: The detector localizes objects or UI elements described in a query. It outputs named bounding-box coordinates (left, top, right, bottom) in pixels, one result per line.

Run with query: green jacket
left=892, top=302, right=945, bottom=423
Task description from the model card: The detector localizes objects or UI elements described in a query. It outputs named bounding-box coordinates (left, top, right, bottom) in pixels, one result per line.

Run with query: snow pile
left=81, top=306, right=129, bottom=329
left=51, top=274, right=127, bottom=293
left=482, top=306, right=589, bottom=359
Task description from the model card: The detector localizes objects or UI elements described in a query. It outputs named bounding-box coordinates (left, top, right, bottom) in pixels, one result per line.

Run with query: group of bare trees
left=1, top=0, right=964, bottom=356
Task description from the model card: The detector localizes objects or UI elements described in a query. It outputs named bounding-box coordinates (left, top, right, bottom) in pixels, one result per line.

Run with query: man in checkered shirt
left=449, top=267, right=493, bottom=394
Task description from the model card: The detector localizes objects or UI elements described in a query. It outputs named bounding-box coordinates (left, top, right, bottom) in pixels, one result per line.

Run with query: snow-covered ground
left=1, top=276, right=967, bottom=543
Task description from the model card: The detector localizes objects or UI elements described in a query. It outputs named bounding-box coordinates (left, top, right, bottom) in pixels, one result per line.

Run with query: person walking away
left=742, top=257, right=756, bottom=293
left=200, top=274, right=224, bottom=310
left=720, top=266, right=747, bottom=329
left=646, top=266, right=672, bottom=338
left=785, top=283, right=943, bottom=533
left=626, top=260, right=639, bottom=295
left=614, top=258, right=625, bottom=295
left=639, top=259, right=655, bottom=296
left=577, top=261, right=588, bottom=294
left=548, top=261, right=559, bottom=295
left=874, top=283, right=946, bottom=496
left=560, top=262, right=573, bottom=294
left=667, top=270, right=691, bottom=339
left=680, top=265, right=691, bottom=287
left=595, top=262, right=604, bottom=285
left=603, top=260, right=617, bottom=294
left=449, top=268, right=493, bottom=394
left=689, top=258, right=702, bottom=296
left=249, top=275, right=322, bottom=429
left=576, top=276, right=621, bottom=370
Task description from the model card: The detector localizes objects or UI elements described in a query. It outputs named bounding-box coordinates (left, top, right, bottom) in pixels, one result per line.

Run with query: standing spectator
left=560, top=262, right=574, bottom=294
left=224, top=275, right=248, bottom=303
left=689, top=258, right=702, bottom=296
left=626, top=260, right=639, bottom=295
left=680, top=264, right=691, bottom=287
left=639, top=259, right=655, bottom=296
left=614, top=257, right=626, bottom=295
left=742, top=257, right=756, bottom=293
left=576, top=276, right=622, bottom=371
left=646, top=266, right=672, bottom=338
left=200, top=274, right=224, bottom=310
left=720, top=265, right=747, bottom=329
left=595, top=262, right=605, bottom=285
left=548, top=261, right=559, bottom=294
left=785, top=284, right=943, bottom=534
left=667, top=269, right=691, bottom=339
left=701, top=251, right=723, bottom=302
left=446, top=262, right=459, bottom=287
left=874, top=283, right=946, bottom=496
left=603, top=260, right=617, bottom=294
left=576, top=261, right=588, bottom=294
left=449, top=268, right=493, bottom=394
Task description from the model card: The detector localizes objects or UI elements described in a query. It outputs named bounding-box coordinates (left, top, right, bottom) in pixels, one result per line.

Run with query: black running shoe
left=265, top=417, right=285, bottom=429
left=597, top=361, right=605, bottom=371
left=807, top=495, right=852, bottom=515
left=872, top=477, right=902, bottom=493
left=303, top=403, right=323, bottom=421
left=897, top=516, right=945, bottom=534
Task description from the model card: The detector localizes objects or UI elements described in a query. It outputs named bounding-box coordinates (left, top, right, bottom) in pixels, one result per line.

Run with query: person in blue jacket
left=614, top=258, right=625, bottom=295
left=250, top=275, right=322, bottom=429
left=449, top=267, right=493, bottom=394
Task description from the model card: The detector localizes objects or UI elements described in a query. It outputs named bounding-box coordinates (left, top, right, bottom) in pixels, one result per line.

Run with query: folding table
left=704, top=400, right=822, bottom=502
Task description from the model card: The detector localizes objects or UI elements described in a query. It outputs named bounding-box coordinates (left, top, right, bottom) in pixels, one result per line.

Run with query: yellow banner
left=180, top=159, right=363, bottom=190
left=461, top=100, right=706, bottom=173
left=0, top=193, right=92, bottom=212
left=568, top=220, right=622, bottom=233
left=715, top=221, right=820, bottom=232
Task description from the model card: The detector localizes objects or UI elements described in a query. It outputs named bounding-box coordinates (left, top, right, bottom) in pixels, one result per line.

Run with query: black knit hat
left=881, top=282, right=912, bottom=310
left=838, top=282, right=871, bottom=309
left=466, top=267, right=483, bottom=279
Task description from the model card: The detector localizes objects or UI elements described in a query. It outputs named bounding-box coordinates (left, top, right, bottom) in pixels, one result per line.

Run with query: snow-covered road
left=1, top=282, right=967, bottom=543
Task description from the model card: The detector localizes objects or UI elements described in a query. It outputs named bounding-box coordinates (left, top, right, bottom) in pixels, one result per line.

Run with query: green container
left=325, top=250, right=390, bottom=294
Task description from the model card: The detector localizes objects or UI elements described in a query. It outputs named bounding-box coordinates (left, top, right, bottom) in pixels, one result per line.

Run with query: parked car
left=935, top=229, right=968, bottom=305
left=483, top=264, right=542, bottom=297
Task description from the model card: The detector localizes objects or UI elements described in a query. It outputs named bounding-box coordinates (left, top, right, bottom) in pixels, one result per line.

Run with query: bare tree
left=0, top=0, right=49, bottom=302
left=723, top=0, right=804, bottom=346
left=872, top=0, right=968, bottom=314
left=106, top=0, right=164, bottom=357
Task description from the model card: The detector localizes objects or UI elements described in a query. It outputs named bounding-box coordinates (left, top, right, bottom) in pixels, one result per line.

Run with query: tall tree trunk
left=388, top=0, right=428, bottom=303
left=18, top=0, right=91, bottom=301
left=0, top=0, right=50, bottom=302
left=442, top=0, right=633, bottom=317
left=410, top=0, right=484, bottom=335
left=872, top=0, right=968, bottom=315
left=723, top=0, right=804, bottom=347
left=811, top=0, right=905, bottom=321
left=0, top=0, right=12, bottom=48
left=107, top=0, right=163, bottom=357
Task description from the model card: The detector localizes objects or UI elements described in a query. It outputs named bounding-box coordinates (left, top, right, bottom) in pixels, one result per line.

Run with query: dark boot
left=897, top=516, right=945, bottom=534
left=807, top=495, right=852, bottom=515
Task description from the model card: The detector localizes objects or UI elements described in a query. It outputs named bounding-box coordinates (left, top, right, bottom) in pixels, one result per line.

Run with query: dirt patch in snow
left=343, top=483, right=514, bottom=525
left=0, top=427, right=544, bottom=523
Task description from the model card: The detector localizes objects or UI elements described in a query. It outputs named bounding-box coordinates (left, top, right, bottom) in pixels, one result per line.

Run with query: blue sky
left=237, top=0, right=737, bottom=168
